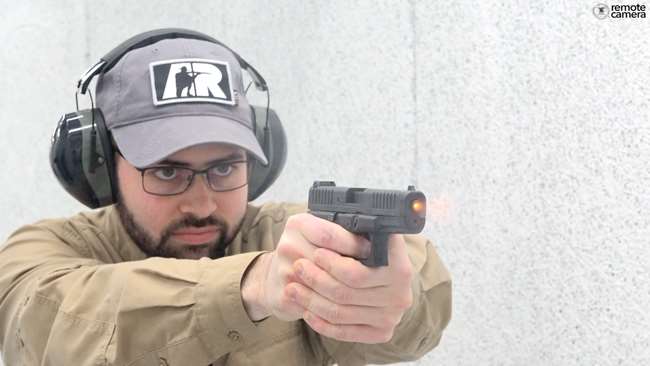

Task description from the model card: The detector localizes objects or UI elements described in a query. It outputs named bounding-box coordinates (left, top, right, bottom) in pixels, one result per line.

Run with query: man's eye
left=153, top=167, right=178, bottom=180
left=209, top=164, right=234, bottom=177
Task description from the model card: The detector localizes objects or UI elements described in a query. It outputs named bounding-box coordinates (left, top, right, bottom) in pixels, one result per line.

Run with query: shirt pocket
left=227, top=319, right=319, bottom=366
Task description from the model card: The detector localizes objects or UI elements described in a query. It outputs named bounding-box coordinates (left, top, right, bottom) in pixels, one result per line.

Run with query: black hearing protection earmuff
left=50, top=28, right=287, bottom=209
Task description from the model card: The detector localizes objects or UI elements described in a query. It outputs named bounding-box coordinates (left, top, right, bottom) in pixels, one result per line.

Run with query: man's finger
left=312, top=248, right=392, bottom=288
left=285, top=213, right=371, bottom=259
left=293, top=258, right=403, bottom=307
left=302, top=310, right=395, bottom=344
left=287, top=282, right=395, bottom=327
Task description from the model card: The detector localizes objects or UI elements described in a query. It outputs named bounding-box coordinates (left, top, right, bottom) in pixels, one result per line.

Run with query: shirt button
left=227, top=330, right=241, bottom=342
left=273, top=210, right=285, bottom=221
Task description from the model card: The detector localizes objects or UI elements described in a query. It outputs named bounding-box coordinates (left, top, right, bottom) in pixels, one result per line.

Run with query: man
left=0, top=31, right=451, bottom=365
left=175, top=66, right=202, bottom=97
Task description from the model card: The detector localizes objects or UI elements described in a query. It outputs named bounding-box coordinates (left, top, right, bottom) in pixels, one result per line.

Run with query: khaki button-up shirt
left=0, top=202, right=451, bottom=365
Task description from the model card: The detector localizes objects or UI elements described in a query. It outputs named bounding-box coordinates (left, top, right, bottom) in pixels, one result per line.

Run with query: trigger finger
left=294, top=213, right=371, bottom=259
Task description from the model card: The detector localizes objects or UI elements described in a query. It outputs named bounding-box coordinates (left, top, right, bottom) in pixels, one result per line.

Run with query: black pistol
left=308, top=181, right=427, bottom=267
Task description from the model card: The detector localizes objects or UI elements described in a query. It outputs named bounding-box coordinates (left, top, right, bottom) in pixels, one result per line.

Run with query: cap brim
left=111, top=115, right=268, bottom=168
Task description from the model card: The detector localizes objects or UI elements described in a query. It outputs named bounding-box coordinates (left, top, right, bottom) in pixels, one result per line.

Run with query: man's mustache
left=159, top=215, right=227, bottom=244
left=172, top=215, right=224, bottom=229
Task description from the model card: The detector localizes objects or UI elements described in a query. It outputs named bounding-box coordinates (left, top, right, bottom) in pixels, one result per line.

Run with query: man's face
left=115, top=143, right=249, bottom=260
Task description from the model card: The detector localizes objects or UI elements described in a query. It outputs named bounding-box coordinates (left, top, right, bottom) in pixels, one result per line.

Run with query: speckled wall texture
left=1, top=1, right=648, bottom=365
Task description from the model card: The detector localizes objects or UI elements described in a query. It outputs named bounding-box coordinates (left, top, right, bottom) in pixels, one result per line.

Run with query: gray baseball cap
left=96, top=37, right=268, bottom=168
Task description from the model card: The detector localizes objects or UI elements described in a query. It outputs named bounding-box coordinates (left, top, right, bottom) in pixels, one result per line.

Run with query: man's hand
left=289, top=231, right=414, bottom=344
left=241, top=213, right=414, bottom=344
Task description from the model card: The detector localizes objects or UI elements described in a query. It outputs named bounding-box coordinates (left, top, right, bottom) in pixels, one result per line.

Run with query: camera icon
left=593, top=3, right=610, bottom=19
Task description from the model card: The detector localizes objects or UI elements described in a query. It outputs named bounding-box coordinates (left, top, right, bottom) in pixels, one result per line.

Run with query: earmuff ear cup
left=50, top=109, right=117, bottom=208
left=248, top=106, right=287, bottom=201
left=50, top=112, right=96, bottom=207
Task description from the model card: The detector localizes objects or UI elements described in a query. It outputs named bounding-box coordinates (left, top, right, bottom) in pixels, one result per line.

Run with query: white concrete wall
left=1, top=1, right=648, bottom=365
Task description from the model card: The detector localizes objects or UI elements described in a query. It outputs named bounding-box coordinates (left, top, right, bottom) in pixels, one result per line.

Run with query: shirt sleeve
left=0, top=223, right=266, bottom=365
left=307, top=234, right=453, bottom=366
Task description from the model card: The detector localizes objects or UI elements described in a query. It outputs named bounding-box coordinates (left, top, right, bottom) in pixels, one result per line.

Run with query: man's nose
left=178, top=174, right=218, bottom=217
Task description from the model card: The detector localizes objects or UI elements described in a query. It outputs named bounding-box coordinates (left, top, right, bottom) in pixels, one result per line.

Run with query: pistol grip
left=361, top=232, right=389, bottom=267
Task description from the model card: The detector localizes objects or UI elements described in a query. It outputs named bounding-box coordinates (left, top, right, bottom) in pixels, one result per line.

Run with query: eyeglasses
left=136, top=160, right=250, bottom=196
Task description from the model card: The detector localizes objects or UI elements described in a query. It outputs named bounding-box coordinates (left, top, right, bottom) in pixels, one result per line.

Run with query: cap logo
left=149, top=58, right=236, bottom=106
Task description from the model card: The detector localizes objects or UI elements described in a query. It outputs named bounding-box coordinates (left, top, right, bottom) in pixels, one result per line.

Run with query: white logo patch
left=149, top=58, right=236, bottom=106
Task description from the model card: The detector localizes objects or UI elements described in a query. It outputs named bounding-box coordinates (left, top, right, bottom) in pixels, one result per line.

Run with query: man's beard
left=115, top=198, right=235, bottom=260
